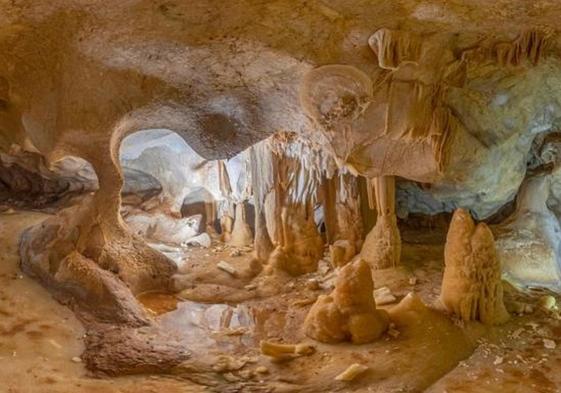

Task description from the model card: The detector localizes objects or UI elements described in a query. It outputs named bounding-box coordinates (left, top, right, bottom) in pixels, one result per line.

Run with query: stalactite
left=267, top=151, right=323, bottom=275
left=335, top=172, right=364, bottom=249
left=300, top=28, right=475, bottom=184
left=495, top=30, right=549, bottom=67
left=229, top=202, right=253, bottom=247
left=252, top=132, right=332, bottom=276
left=368, top=28, right=422, bottom=71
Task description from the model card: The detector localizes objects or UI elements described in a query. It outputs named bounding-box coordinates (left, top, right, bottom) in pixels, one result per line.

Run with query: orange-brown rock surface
left=304, top=258, right=389, bottom=343
left=4, top=1, right=561, bottom=390
left=440, top=208, right=509, bottom=325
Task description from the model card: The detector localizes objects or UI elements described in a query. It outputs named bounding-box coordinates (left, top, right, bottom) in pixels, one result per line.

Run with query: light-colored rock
left=335, top=363, right=369, bottom=382
left=373, top=287, right=397, bottom=306
left=539, top=295, right=557, bottom=311
left=125, top=212, right=201, bottom=246
left=217, top=261, right=237, bottom=276
left=259, top=341, right=315, bottom=359
left=544, top=339, right=556, bottom=349
left=184, top=233, right=212, bottom=248
left=255, top=366, right=269, bottom=374
left=496, top=177, right=561, bottom=291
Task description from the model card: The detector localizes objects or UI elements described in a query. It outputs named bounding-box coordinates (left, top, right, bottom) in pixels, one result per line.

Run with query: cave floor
left=0, top=211, right=202, bottom=393
left=1, top=211, right=561, bottom=392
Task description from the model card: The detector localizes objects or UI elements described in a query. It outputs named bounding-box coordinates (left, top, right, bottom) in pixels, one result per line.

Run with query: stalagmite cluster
left=304, top=258, right=389, bottom=344
left=440, top=209, right=509, bottom=325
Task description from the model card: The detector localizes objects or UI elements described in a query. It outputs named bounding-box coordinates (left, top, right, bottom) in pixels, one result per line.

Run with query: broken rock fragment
left=259, top=341, right=315, bottom=360
left=373, top=286, right=397, bottom=306
left=335, top=363, right=369, bottom=381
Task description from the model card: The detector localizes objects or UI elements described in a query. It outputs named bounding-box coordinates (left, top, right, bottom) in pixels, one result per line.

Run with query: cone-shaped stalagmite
left=229, top=202, right=253, bottom=247
left=304, top=259, right=389, bottom=344
left=440, top=208, right=509, bottom=325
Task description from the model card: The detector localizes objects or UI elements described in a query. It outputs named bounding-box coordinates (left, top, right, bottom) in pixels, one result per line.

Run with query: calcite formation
left=304, top=258, right=389, bottom=344
left=228, top=203, right=254, bottom=247
left=496, top=176, right=561, bottom=291
left=4, top=1, right=561, bottom=391
left=440, top=209, right=509, bottom=325
left=258, top=133, right=327, bottom=276
left=299, top=28, right=463, bottom=182
left=360, top=176, right=401, bottom=269
left=325, top=171, right=363, bottom=268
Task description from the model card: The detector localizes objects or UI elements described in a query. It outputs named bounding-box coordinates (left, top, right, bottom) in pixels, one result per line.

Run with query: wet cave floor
left=1, top=210, right=561, bottom=392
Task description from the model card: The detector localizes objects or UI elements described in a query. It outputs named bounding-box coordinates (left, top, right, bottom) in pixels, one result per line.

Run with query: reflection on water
left=139, top=292, right=257, bottom=352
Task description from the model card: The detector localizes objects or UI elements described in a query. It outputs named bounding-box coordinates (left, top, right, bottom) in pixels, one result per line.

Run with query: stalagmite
left=440, top=208, right=509, bottom=325
left=268, top=203, right=323, bottom=275
left=494, top=30, right=549, bottom=67
left=228, top=202, right=253, bottom=247
left=304, top=259, right=389, bottom=344
left=218, top=161, right=235, bottom=243
left=330, top=240, right=354, bottom=268
left=217, top=156, right=254, bottom=247
left=360, top=176, right=401, bottom=269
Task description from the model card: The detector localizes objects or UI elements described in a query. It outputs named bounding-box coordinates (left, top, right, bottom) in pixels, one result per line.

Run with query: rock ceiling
left=1, top=0, right=560, bottom=154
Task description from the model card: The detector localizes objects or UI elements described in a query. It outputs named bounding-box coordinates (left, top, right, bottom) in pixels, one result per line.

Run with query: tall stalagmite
left=440, top=208, right=509, bottom=325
